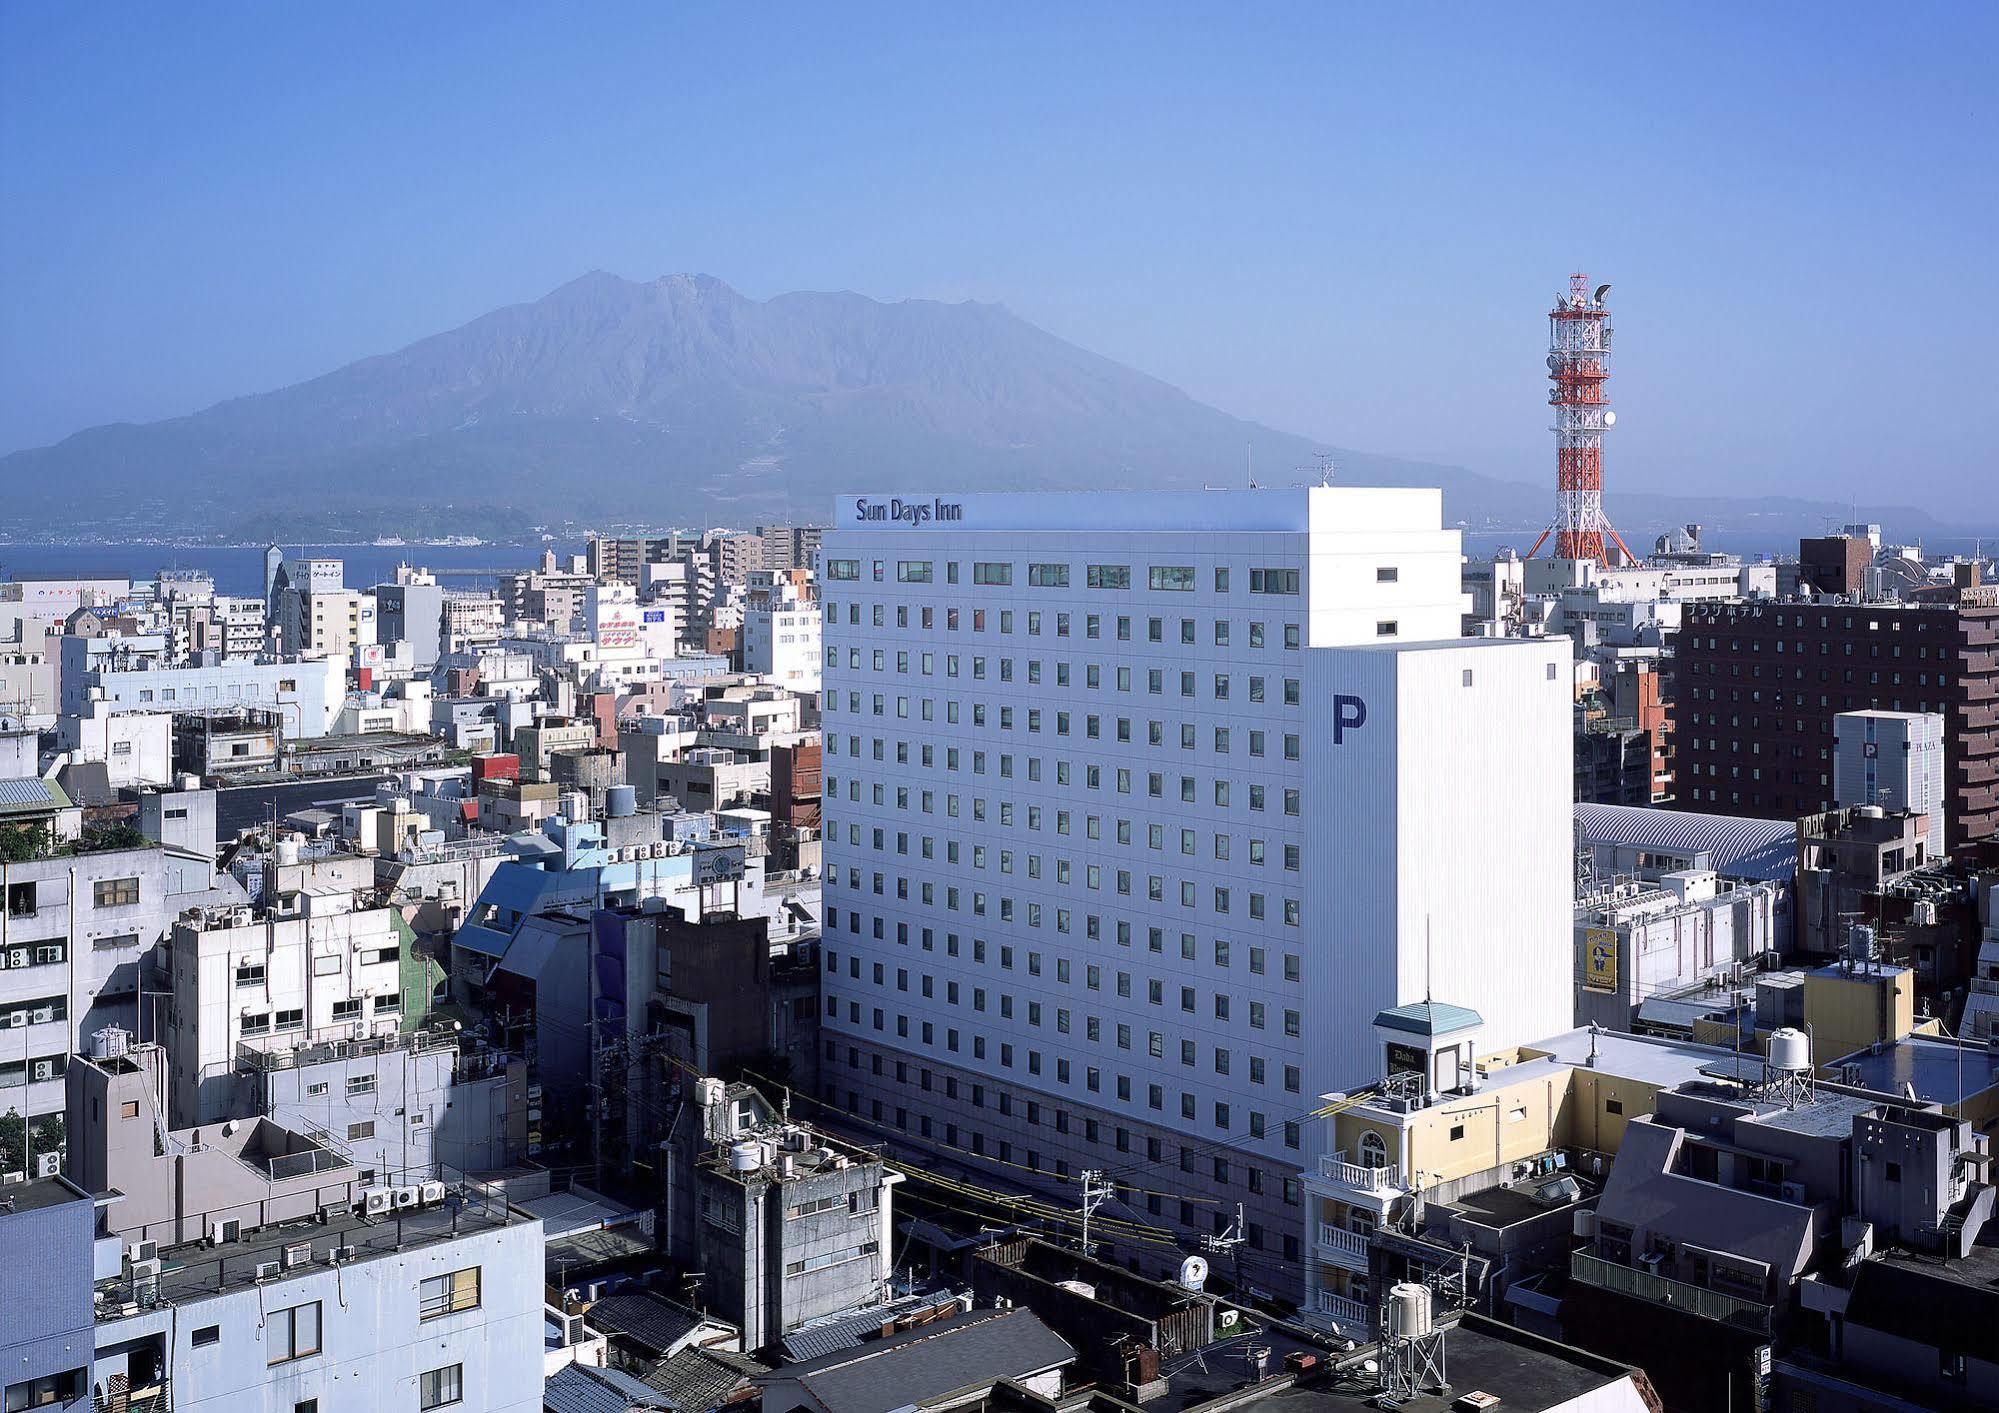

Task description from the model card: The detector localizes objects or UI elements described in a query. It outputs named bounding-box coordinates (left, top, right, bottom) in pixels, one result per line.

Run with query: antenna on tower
left=1524, top=274, right=1636, bottom=567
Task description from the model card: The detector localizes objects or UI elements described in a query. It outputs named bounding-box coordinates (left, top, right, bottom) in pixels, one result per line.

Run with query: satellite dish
left=1602, top=411, right=1617, bottom=427
left=1177, top=1255, right=1210, bottom=1291
left=1594, top=282, right=1612, bottom=302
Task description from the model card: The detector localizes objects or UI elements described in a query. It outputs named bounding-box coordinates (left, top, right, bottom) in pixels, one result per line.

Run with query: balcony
left=1570, top=1251, right=1771, bottom=1334
left=1316, top=1222, right=1371, bottom=1268
left=1316, top=1151, right=1399, bottom=1192
left=1313, top=1291, right=1374, bottom=1331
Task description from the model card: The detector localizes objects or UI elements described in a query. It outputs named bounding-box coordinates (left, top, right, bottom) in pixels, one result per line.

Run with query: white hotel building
left=818, top=490, right=1572, bottom=1295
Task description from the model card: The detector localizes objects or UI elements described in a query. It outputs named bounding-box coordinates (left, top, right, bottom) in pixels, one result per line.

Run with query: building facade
left=815, top=490, right=1572, bottom=1296
left=1671, top=599, right=1999, bottom=843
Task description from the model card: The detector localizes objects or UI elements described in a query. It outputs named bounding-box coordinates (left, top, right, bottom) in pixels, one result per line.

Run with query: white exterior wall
left=98, top=1216, right=544, bottom=1413
left=1302, top=638, right=1574, bottom=1083
left=818, top=489, right=1536, bottom=1185
left=59, top=703, right=174, bottom=787
left=169, top=901, right=405, bottom=1124
left=1834, top=709, right=1947, bottom=855
left=744, top=600, right=822, bottom=691
left=61, top=648, right=344, bottom=738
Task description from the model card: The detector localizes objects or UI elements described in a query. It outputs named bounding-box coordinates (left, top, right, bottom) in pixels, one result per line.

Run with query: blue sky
left=3, top=4, right=1993, bottom=510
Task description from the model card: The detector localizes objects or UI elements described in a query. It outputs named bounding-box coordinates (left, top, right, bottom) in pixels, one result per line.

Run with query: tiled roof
left=543, top=1363, right=673, bottom=1413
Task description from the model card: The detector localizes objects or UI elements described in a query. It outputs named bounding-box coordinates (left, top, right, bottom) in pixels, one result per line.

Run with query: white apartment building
left=744, top=573, right=822, bottom=693
left=166, top=890, right=407, bottom=1125
left=59, top=635, right=346, bottom=737
left=56, top=698, right=174, bottom=788
left=817, top=490, right=1571, bottom=1294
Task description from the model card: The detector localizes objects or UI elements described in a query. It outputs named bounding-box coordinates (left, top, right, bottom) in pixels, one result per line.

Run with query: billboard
left=693, top=845, right=747, bottom=887
left=1583, top=927, right=1619, bottom=993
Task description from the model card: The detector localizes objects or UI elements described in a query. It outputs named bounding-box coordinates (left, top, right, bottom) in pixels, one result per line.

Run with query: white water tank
left=1768, top=1027, right=1812, bottom=1074
left=276, top=836, right=302, bottom=866
left=729, top=1140, right=766, bottom=1172
left=1386, top=1282, right=1432, bottom=1339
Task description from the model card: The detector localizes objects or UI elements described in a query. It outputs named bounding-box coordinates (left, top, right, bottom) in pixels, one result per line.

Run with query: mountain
left=0, top=272, right=1951, bottom=543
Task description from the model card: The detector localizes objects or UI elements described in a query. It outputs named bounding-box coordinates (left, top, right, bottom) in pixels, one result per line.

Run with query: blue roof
left=1574, top=802, right=1795, bottom=882
left=1375, top=1001, right=1484, bottom=1036
left=543, top=1363, right=672, bottom=1413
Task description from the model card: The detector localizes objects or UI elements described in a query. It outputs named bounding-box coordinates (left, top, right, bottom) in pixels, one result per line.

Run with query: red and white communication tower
left=1528, top=273, right=1635, bottom=565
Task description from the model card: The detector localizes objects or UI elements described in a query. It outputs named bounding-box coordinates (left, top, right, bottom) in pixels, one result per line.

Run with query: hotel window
left=896, top=561, right=933, bottom=583
left=1148, top=565, right=1196, bottom=591
left=972, top=562, right=1012, bottom=586
left=1376, top=620, right=1398, bottom=637
left=1249, top=568, right=1299, bottom=595
left=1087, top=564, right=1131, bottom=589
left=1028, top=563, right=1069, bottom=587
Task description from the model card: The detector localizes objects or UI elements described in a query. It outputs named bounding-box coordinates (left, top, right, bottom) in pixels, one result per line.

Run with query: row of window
left=827, top=599, right=1306, bottom=650
left=833, top=560, right=1334, bottom=594
left=4, top=876, right=139, bottom=918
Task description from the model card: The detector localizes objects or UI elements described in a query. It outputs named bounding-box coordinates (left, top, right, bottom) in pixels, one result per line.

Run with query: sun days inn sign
left=851, top=497, right=965, bottom=526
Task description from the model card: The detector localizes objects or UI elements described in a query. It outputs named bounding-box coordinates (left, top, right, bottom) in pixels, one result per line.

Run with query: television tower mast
left=1528, top=273, right=1635, bottom=565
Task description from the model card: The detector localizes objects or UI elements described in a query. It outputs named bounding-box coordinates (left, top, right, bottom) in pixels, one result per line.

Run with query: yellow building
left=1301, top=1002, right=1735, bottom=1331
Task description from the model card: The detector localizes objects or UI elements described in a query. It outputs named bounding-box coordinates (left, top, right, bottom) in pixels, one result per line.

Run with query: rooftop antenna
left=1314, top=450, right=1337, bottom=486
left=1246, top=440, right=1258, bottom=490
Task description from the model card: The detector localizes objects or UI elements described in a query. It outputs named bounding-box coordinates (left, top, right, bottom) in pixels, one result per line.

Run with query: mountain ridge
left=0, top=272, right=1950, bottom=542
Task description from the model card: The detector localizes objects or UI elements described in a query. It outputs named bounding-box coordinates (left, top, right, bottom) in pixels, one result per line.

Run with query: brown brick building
left=1670, top=598, right=1999, bottom=843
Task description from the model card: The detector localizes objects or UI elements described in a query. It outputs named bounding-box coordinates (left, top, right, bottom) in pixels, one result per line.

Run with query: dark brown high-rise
left=1669, top=598, right=1999, bottom=843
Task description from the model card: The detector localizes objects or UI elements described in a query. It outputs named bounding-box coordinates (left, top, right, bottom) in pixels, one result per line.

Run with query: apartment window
left=347, top=1121, right=375, bottom=1141
left=4, top=883, right=33, bottom=917
left=346, top=1074, right=377, bottom=1096
left=1376, top=566, right=1399, bottom=582
left=419, top=1364, right=464, bottom=1411
left=419, top=1267, right=482, bottom=1319
left=266, top=1301, right=322, bottom=1364
left=192, top=1325, right=220, bottom=1347
left=3, top=1372, right=83, bottom=1410
left=93, top=877, right=140, bottom=908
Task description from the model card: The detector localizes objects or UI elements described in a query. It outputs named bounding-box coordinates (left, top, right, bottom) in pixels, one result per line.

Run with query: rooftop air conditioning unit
left=35, top=1152, right=59, bottom=1178
left=363, top=1189, right=393, bottom=1216
left=330, top=1244, right=357, bottom=1263
left=128, top=1240, right=159, bottom=1265
left=393, top=1185, right=421, bottom=1209
left=419, top=1180, right=446, bottom=1205
left=283, top=1241, right=313, bottom=1269
left=1780, top=1181, right=1807, bottom=1204
left=208, top=1217, right=242, bottom=1245
left=254, top=1261, right=281, bottom=1282
left=127, top=1257, right=161, bottom=1282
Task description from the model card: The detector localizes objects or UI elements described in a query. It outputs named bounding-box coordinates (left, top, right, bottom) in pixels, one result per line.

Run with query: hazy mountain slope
left=0, top=272, right=1949, bottom=541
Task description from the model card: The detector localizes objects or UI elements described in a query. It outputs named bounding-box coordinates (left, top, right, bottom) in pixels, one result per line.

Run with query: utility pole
left=1204, top=1203, right=1247, bottom=1294
left=1079, top=1170, right=1111, bottom=1258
